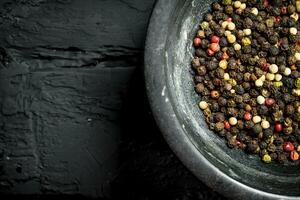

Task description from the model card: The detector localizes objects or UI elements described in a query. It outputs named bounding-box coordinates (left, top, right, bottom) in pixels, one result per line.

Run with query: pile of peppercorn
left=192, top=0, right=300, bottom=163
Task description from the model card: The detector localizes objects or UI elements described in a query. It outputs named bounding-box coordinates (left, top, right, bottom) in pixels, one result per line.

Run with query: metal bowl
left=144, top=0, right=300, bottom=199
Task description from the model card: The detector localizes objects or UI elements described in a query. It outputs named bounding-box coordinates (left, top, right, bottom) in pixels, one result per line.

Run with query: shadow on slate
left=112, top=67, right=226, bottom=200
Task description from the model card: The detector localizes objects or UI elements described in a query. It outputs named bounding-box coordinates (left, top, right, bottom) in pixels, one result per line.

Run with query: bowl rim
left=144, top=0, right=300, bottom=199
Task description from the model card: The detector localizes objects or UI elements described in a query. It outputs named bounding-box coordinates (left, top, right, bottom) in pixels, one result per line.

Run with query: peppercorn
left=227, top=34, right=236, bottom=43
left=263, top=129, right=273, bottom=140
left=274, top=137, right=284, bottom=146
left=209, top=43, right=220, bottom=52
left=290, top=150, right=299, bottom=161
left=201, top=39, right=210, bottom=49
left=277, top=152, right=287, bottom=163
left=224, top=120, right=231, bottom=129
left=268, top=35, right=279, bottom=45
left=247, top=140, right=260, bottom=154
left=199, top=101, right=209, bottom=110
left=215, top=122, right=225, bottom=132
left=283, top=142, right=294, bottom=152
left=270, top=152, right=278, bottom=161
left=284, top=117, right=293, bottom=127
left=193, top=37, right=202, bottom=47
left=259, top=141, right=268, bottom=149
left=257, top=105, right=268, bottom=116
left=286, top=105, right=295, bottom=115
left=236, top=120, right=244, bottom=130
left=203, top=108, right=212, bottom=117
left=272, top=110, right=283, bottom=121
left=283, top=127, right=293, bottom=135
left=214, top=112, right=225, bottom=122
left=231, top=127, right=239, bottom=135
left=269, top=46, right=279, bottom=56
left=288, top=4, right=296, bottom=14
left=265, top=98, right=275, bottom=107
left=212, top=2, right=222, bottom=11
left=227, top=107, right=238, bottom=117
left=195, top=83, right=205, bottom=94
left=222, top=0, right=232, bottom=5
left=192, top=0, right=300, bottom=164
left=252, top=124, right=262, bottom=136
left=244, top=120, right=254, bottom=129
left=218, top=97, right=227, bottom=107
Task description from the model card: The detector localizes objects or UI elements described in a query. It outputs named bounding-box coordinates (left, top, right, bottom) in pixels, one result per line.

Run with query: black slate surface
left=0, top=0, right=225, bottom=199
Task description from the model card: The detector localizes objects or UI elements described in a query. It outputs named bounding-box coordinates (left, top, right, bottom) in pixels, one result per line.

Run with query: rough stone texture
left=0, top=0, right=154, bottom=198
left=0, top=0, right=225, bottom=199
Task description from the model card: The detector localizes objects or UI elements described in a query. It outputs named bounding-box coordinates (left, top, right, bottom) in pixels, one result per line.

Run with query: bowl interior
left=164, top=0, right=300, bottom=196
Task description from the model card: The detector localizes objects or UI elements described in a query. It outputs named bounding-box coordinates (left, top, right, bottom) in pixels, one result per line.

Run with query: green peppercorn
left=265, top=18, right=274, bottom=28
left=269, top=46, right=279, bottom=56
left=288, top=4, right=296, bottom=14
left=225, top=5, right=233, bottom=14
left=222, top=0, right=232, bottom=5
left=252, top=124, right=262, bottom=135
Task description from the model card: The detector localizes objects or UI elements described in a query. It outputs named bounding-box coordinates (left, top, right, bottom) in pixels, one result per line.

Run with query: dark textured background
left=0, top=0, right=225, bottom=199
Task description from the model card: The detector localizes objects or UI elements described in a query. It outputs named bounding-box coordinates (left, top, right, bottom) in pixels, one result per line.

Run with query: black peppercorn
left=205, top=13, right=213, bottom=22
left=219, top=37, right=228, bottom=47
left=247, top=140, right=260, bottom=154
left=244, top=121, right=254, bottom=129
left=215, top=28, right=225, bottom=37
left=277, top=153, right=287, bottom=163
left=192, top=0, right=300, bottom=164
left=214, top=112, right=225, bottom=122
left=201, top=39, right=210, bottom=49
left=259, top=141, right=268, bottom=149
left=269, top=46, right=279, bottom=56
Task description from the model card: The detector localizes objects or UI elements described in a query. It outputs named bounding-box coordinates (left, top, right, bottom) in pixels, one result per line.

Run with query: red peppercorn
left=274, top=123, right=283, bottom=132
left=261, top=63, right=269, bottom=72
left=226, top=17, right=232, bottom=22
left=263, top=0, right=269, bottom=7
left=224, top=121, right=231, bottom=130
left=244, top=112, right=252, bottom=121
left=290, top=150, right=299, bottom=161
left=211, top=35, right=220, bottom=43
left=281, top=7, right=287, bottom=14
left=193, top=37, right=201, bottom=46
left=207, top=49, right=215, bottom=56
left=283, top=142, right=294, bottom=152
left=265, top=98, right=275, bottom=107
left=275, top=16, right=281, bottom=23
left=209, top=43, right=220, bottom=52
